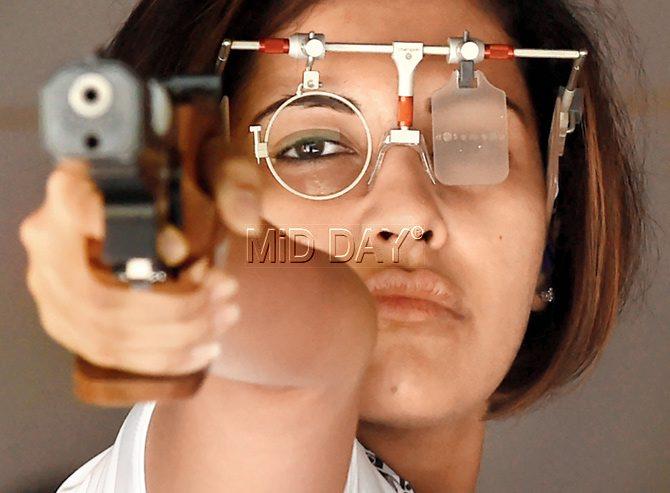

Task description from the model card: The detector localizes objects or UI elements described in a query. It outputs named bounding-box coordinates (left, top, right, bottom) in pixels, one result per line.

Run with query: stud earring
left=539, top=286, right=555, bottom=303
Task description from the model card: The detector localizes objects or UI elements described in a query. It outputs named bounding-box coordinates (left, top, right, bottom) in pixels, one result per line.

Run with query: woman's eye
left=277, top=139, right=354, bottom=160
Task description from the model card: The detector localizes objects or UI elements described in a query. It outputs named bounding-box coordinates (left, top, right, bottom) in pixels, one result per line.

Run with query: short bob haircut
left=101, top=0, right=648, bottom=418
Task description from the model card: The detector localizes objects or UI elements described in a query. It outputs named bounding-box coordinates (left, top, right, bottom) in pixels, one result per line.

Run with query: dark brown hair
left=102, top=0, right=648, bottom=418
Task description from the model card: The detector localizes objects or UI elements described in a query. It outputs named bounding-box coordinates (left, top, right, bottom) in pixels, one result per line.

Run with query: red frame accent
left=259, top=38, right=290, bottom=54
left=397, top=96, right=414, bottom=127
left=484, top=44, right=515, bottom=60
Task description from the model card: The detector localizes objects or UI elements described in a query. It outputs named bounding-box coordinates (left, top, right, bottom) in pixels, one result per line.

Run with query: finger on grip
left=89, top=343, right=222, bottom=377
left=157, top=224, right=190, bottom=267
left=46, top=159, right=104, bottom=241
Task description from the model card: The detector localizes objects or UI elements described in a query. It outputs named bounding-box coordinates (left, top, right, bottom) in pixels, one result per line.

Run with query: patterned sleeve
left=362, top=446, right=415, bottom=492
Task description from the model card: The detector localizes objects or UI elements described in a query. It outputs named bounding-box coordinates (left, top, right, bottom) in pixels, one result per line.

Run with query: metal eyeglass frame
left=215, top=31, right=587, bottom=219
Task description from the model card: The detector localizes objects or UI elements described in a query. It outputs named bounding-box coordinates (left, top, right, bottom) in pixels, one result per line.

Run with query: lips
left=364, top=268, right=466, bottom=323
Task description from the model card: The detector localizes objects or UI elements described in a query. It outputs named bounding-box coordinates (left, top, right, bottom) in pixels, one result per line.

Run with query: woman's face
left=228, top=0, right=548, bottom=427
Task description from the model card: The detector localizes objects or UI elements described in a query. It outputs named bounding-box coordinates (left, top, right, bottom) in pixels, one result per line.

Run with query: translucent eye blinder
left=215, top=31, right=587, bottom=215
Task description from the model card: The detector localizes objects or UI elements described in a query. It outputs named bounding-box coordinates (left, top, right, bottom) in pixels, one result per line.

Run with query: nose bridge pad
left=366, top=131, right=436, bottom=187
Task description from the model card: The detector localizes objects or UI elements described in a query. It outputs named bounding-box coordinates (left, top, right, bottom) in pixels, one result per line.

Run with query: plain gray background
left=1, top=1, right=667, bottom=492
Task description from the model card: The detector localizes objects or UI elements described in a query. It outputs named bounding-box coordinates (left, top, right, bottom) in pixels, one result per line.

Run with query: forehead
left=276, top=0, right=511, bottom=44
left=233, top=0, right=535, bottom=130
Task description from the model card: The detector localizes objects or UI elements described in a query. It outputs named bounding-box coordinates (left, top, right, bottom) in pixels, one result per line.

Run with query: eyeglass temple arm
left=563, top=53, right=587, bottom=129
left=545, top=53, right=588, bottom=219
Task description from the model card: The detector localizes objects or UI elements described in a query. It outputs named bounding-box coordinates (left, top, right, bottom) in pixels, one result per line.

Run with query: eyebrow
left=424, top=97, right=527, bottom=121
left=250, top=94, right=362, bottom=124
left=506, top=99, right=526, bottom=120
left=250, top=91, right=528, bottom=124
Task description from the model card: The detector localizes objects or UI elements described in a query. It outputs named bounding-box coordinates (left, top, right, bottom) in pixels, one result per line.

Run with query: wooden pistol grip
left=74, top=356, right=206, bottom=406
left=71, top=101, right=221, bottom=406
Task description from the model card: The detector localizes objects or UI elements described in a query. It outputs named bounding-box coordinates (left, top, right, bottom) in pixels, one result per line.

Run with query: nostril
left=421, top=230, right=434, bottom=243
left=378, top=230, right=394, bottom=241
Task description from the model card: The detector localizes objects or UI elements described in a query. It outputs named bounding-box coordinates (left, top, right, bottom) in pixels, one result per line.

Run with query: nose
left=361, top=145, right=448, bottom=252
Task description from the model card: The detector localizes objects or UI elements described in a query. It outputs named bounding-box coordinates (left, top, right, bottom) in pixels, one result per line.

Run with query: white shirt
left=57, top=402, right=415, bottom=492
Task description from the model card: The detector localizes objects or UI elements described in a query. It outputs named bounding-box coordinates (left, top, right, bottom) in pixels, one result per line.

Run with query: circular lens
left=264, top=92, right=372, bottom=200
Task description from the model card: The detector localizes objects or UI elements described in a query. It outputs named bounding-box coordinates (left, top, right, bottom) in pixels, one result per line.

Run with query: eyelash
left=276, top=138, right=355, bottom=160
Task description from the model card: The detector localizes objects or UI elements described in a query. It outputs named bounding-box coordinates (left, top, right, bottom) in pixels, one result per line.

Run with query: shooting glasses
left=215, top=31, right=586, bottom=218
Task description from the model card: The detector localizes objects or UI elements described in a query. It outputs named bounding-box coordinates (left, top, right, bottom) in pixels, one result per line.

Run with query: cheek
left=259, top=185, right=368, bottom=256
left=256, top=160, right=372, bottom=252
left=454, top=186, right=547, bottom=391
left=223, top=132, right=325, bottom=233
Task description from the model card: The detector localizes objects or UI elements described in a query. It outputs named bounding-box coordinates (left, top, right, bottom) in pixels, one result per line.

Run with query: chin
left=356, top=336, right=487, bottom=428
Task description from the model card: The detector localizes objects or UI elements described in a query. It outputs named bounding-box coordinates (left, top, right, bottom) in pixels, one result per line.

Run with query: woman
left=20, top=0, right=646, bottom=491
